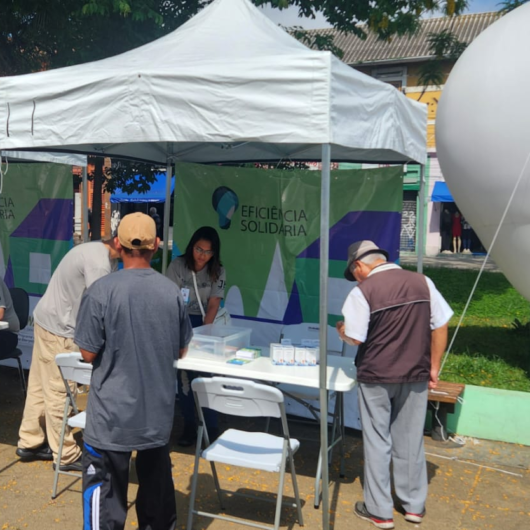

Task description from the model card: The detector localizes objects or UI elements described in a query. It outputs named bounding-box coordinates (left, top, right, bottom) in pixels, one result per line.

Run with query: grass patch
left=406, top=266, right=530, bottom=392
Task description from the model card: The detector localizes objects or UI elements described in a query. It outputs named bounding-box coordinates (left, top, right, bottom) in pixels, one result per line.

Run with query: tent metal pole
left=319, top=143, right=331, bottom=530
left=162, top=154, right=173, bottom=275
left=82, top=167, right=89, bottom=243
left=416, top=164, right=426, bottom=273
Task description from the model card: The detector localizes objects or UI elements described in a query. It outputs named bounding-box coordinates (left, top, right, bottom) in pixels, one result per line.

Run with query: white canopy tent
left=0, top=0, right=427, bottom=525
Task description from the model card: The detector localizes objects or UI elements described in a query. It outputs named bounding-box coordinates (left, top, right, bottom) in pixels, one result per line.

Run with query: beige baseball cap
left=117, top=213, right=156, bottom=250
left=344, top=240, right=389, bottom=281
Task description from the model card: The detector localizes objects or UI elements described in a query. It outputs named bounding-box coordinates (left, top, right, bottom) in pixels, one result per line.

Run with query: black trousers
left=0, top=330, right=18, bottom=357
left=82, top=443, right=176, bottom=530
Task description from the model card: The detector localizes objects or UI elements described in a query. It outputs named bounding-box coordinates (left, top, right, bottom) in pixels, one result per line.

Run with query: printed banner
left=173, top=162, right=403, bottom=333
left=0, top=163, right=73, bottom=364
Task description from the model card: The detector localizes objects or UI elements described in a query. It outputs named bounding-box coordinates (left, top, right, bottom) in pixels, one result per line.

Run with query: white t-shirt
left=33, top=241, right=115, bottom=338
left=342, top=263, right=453, bottom=343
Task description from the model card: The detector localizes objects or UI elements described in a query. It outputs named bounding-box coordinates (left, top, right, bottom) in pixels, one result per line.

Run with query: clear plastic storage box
left=187, top=324, right=252, bottom=361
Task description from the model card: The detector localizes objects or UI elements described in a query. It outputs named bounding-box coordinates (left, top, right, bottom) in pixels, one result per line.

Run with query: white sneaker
left=405, top=510, right=426, bottom=524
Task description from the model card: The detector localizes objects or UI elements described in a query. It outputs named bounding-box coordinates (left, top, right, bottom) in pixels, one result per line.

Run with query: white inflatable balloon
left=437, top=4, right=530, bottom=300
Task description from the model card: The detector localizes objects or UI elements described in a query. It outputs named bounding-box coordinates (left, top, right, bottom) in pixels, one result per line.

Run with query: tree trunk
left=90, top=156, right=104, bottom=240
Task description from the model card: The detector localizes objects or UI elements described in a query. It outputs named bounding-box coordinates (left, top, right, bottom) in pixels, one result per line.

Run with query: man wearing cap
left=17, top=237, right=120, bottom=471
left=336, top=240, right=452, bottom=529
left=76, top=212, right=193, bottom=530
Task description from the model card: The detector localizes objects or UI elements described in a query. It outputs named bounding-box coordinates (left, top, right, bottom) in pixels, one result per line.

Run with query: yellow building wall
left=406, top=89, right=442, bottom=149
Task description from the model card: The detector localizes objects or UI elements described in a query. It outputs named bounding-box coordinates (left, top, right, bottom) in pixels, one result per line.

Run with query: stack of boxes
left=271, top=338, right=320, bottom=366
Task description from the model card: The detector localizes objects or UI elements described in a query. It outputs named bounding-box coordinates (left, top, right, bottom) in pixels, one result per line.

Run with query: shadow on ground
left=1, top=365, right=530, bottom=530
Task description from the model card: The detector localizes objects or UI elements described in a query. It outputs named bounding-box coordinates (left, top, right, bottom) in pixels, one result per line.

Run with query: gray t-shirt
left=0, top=279, right=20, bottom=332
left=165, top=256, right=226, bottom=316
left=75, top=268, right=193, bottom=451
left=33, top=241, right=115, bottom=338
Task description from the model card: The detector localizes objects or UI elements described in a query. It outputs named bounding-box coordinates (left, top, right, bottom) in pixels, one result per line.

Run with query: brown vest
left=356, top=266, right=431, bottom=384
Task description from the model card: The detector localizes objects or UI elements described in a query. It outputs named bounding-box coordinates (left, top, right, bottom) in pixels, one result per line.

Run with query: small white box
left=295, top=347, right=308, bottom=365
left=271, top=343, right=286, bottom=365
left=305, top=347, right=320, bottom=366
left=283, top=345, right=296, bottom=365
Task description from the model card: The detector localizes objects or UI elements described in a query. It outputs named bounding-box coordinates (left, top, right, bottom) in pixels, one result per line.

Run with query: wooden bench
left=428, top=381, right=465, bottom=441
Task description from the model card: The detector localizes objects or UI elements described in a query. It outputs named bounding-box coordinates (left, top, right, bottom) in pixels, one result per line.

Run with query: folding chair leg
left=339, top=393, right=346, bottom=478
left=289, top=449, right=304, bottom=526
left=52, top=399, right=70, bottom=499
left=209, top=461, right=225, bottom=509
left=15, top=357, right=27, bottom=398
left=273, top=440, right=289, bottom=530
left=314, top=446, right=323, bottom=509
left=186, top=425, right=204, bottom=530
left=329, top=393, right=338, bottom=465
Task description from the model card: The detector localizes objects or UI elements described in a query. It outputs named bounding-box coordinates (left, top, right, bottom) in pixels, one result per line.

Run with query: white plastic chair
left=52, top=352, right=92, bottom=499
left=277, top=323, right=347, bottom=508
left=187, top=377, right=304, bottom=530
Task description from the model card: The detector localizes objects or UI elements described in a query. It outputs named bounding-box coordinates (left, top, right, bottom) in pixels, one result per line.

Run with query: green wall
left=441, top=385, right=530, bottom=446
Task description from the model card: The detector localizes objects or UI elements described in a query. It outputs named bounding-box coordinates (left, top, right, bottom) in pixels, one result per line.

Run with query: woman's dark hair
left=184, top=226, right=222, bottom=282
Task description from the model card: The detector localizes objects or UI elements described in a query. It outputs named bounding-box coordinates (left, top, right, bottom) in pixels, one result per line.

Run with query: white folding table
left=176, top=349, right=357, bottom=507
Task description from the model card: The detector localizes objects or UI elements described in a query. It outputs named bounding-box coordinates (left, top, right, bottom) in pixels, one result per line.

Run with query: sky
left=260, top=1, right=503, bottom=29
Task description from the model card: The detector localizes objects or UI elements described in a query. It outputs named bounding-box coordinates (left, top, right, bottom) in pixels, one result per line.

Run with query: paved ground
left=1, top=367, right=529, bottom=530
left=400, top=253, right=502, bottom=273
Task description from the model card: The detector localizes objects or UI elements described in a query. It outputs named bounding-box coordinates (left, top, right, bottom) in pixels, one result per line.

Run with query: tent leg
left=82, top=167, right=89, bottom=243
left=162, top=155, right=173, bottom=275
left=319, top=144, right=331, bottom=530
left=416, top=164, right=426, bottom=273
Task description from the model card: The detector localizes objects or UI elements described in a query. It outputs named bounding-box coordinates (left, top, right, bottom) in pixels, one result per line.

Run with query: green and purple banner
left=0, top=163, right=73, bottom=363
left=173, top=162, right=403, bottom=343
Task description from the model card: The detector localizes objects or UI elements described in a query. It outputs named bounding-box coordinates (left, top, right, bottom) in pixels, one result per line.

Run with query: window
left=371, top=66, right=407, bottom=91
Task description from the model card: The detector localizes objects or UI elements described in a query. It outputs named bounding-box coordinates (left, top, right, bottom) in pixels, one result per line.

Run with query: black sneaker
left=354, top=502, right=395, bottom=529
left=53, top=457, right=83, bottom=472
left=405, top=509, right=426, bottom=524
left=16, top=444, right=53, bottom=462
left=178, top=423, right=197, bottom=447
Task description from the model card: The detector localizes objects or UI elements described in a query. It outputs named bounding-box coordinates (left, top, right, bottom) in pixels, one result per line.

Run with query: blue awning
left=431, top=181, right=454, bottom=202
left=110, top=173, right=175, bottom=203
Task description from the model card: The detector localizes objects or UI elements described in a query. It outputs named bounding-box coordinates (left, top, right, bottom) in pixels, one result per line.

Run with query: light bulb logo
left=212, top=186, right=239, bottom=230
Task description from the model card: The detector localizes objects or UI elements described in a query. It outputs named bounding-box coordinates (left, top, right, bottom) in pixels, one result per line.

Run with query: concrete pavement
left=400, top=252, right=502, bottom=272
left=1, top=366, right=529, bottom=530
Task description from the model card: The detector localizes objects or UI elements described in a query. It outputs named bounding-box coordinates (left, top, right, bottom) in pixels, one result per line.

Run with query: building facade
left=313, top=12, right=499, bottom=255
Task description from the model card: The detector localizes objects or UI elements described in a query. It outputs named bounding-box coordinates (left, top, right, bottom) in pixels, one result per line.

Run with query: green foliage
left=417, top=28, right=468, bottom=93
left=511, top=318, right=530, bottom=335
left=426, top=28, right=468, bottom=59
left=407, top=266, right=530, bottom=392
left=291, top=28, right=345, bottom=59
left=417, top=59, right=446, bottom=87
left=1, top=0, right=473, bottom=78
left=102, top=161, right=162, bottom=195
left=498, top=0, right=530, bottom=14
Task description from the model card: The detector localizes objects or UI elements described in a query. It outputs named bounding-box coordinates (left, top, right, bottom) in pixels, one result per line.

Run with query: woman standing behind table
left=166, top=226, right=225, bottom=446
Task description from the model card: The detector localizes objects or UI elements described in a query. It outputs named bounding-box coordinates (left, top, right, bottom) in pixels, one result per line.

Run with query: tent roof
left=431, top=181, right=454, bottom=203
left=0, top=0, right=427, bottom=165
left=110, top=173, right=174, bottom=203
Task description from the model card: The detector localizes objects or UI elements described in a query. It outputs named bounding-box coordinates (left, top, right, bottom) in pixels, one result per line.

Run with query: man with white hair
left=336, top=240, right=453, bottom=529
